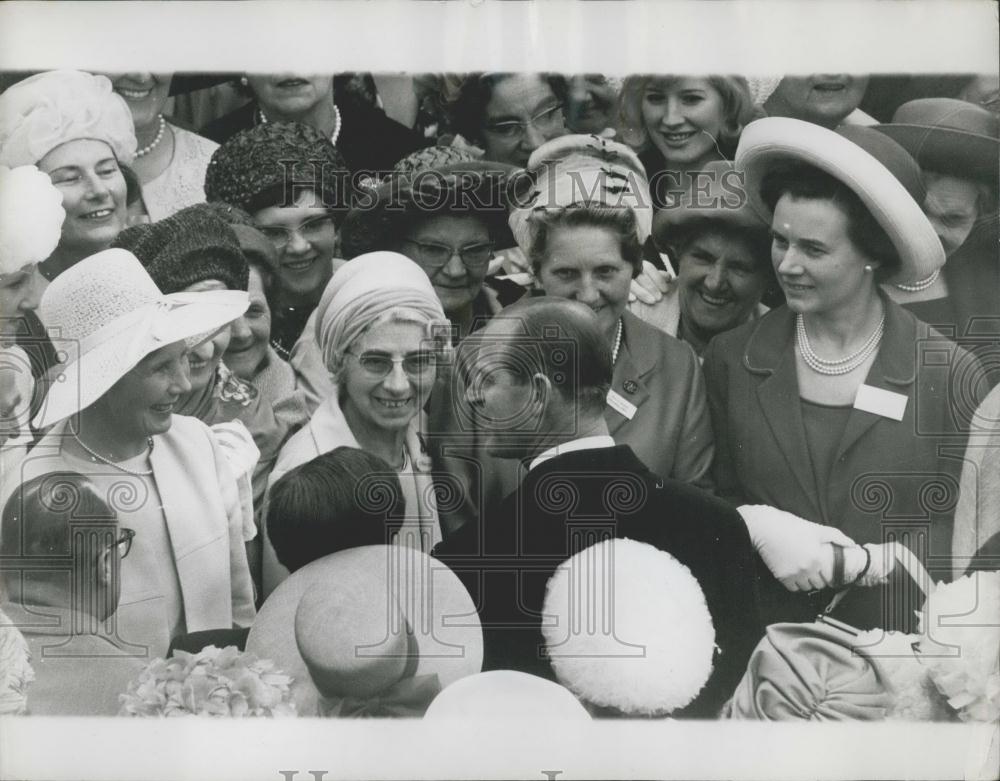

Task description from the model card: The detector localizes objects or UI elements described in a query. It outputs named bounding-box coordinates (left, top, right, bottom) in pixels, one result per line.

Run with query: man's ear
left=530, top=372, right=552, bottom=410
left=96, top=547, right=113, bottom=589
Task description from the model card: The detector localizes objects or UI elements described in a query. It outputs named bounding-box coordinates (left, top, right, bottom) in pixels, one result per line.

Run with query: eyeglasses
left=346, top=350, right=437, bottom=378
left=108, top=528, right=135, bottom=559
left=483, top=102, right=565, bottom=140
left=402, top=239, right=494, bottom=272
left=255, top=214, right=336, bottom=250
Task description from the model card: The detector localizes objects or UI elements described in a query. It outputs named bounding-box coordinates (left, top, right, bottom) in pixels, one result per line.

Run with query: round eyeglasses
left=108, top=527, right=135, bottom=559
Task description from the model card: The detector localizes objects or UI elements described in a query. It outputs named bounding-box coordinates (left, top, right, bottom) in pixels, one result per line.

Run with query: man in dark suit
left=435, top=297, right=765, bottom=717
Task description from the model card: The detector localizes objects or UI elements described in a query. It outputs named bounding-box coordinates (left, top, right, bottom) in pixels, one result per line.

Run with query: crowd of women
left=0, top=68, right=998, bottom=720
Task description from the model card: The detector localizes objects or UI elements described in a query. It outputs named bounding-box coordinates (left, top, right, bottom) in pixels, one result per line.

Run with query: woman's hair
left=760, top=161, right=903, bottom=283
left=448, top=73, right=569, bottom=144
left=666, top=219, right=778, bottom=290
left=266, top=447, right=404, bottom=573
left=528, top=204, right=644, bottom=278
left=616, top=75, right=756, bottom=159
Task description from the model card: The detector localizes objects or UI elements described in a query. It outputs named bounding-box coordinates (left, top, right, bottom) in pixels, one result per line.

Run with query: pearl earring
left=864, top=264, right=873, bottom=273
left=240, top=76, right=249, bottom=87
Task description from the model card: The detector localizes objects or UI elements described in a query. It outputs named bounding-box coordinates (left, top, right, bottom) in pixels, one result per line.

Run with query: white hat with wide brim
left=735, top=117, right=945, bottom=285
left=34, top=248, right=249, bottom=429
left=246, top=544, right=483, bottom=716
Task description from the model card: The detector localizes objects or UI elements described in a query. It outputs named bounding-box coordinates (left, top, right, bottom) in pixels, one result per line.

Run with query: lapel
left=308, top=395, right=361, bottom=453
left=744, top=309, right=822, bottom=518
left=832, top=300, right=917, bottom=464
left=606, top=312, right=655, bottom=436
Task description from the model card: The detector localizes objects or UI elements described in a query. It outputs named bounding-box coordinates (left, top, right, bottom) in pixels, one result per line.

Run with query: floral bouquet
left=119, top=645, right=296, bottom=718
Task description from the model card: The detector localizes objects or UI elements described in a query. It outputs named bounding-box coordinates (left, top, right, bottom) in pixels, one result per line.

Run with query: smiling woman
left=0, top=70, right=136, bottom=281
left=205, top=121, right=352, bottom=355
left=101, top=72, right=219, bottom=221
left=262, top=252, right=450, bottom=596
left=16, top=247, right=255, bottom=659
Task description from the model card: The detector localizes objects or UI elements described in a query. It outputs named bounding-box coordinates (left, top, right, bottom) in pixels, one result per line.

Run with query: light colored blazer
left=15, top=415, right=256, bottom=654
left=261, top=393, right=441, bottom=596
left=610, top=311, right=715, bottom=490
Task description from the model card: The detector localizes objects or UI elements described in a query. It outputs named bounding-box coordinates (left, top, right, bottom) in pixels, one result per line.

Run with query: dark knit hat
left=204, top=121, right=352, bottom=215
left=340, top=160, right=517, bottom=259
left=112, top=204, right=249, bottom=293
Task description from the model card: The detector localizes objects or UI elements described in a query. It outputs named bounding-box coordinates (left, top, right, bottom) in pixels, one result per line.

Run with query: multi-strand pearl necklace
left=893, top=269, right=940, bottom=293
left=72, top=433, right=155, bottom=477
left=135, top=115, right=167, bottom=158
left=259, top=105, right=342, bottom=147
left=795, top=314, right=885, bottom=376
left=611, top=319, right=623, bottom=364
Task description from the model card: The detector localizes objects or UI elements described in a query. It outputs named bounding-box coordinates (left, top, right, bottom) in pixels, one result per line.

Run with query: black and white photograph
left=0, top=1, right=998, bottom=779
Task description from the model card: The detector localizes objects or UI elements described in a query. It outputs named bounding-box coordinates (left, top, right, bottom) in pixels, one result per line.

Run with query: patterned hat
left=0, top=70, right=137, bottom=168
left=204, top=121, right=351, bottom=214
left=112, top=204, right=249, bottom=294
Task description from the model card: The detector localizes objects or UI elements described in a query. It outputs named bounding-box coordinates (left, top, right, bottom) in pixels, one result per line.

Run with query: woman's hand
left=628, top=260, right=672, bottom=305
left=738, top=505, right=857, bottom=591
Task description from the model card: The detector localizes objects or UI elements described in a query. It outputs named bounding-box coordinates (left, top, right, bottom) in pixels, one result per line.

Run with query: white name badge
left=607, top=389, right=637, bottom=420
left=853, top=384, right=908, bottom=421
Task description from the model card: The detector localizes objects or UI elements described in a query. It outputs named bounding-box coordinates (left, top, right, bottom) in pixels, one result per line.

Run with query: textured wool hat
left=652, top=160, right=769, bottom=252
left=0, top=165, right=65, bottom=275
left=542, top=538, right=716, bottom=717
left=339, top=160, right=516, bottom=259
left=874, top=98, right=1000, bottom=184
left=391, top=144, right=480, bottom=179
left=112, top=204, right=249, bottom=294
left=34, top=248, right=248, bottom=428
left=736, top=116, right=945, bottom=285
left=0, top=70, right=137, bottom=168
left=508, top=134, right=653, bottom=254
left=204, top=121, right=351, bottom=214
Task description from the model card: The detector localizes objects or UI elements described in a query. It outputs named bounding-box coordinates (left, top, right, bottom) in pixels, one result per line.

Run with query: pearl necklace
left=259, top=105, right=342, bottom=147
left=611, top=319, right=623, bottom=364
left=135, top=115, right=166, bottom=158
left=795, top=314, right=885, bottom=376
left=72, top=432, right=155, bottom=477
left=893, top=269, right=941, bottom=293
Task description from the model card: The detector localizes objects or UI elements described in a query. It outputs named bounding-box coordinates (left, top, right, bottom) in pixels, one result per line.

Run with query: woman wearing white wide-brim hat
left=702, top=117, right=983, bottom=634
left=13, top=248, right=256, bottom=658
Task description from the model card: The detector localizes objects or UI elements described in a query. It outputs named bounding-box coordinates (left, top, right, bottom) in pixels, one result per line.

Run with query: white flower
left=0, top=165, right=65, bottom=275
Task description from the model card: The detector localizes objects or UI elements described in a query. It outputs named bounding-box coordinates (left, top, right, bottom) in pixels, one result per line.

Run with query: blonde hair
left=616, top=75, right=756, bottom=159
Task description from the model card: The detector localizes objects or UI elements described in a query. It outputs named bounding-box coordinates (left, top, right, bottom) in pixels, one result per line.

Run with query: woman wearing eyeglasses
left=204, top=121, right=353, bottom=356
left=261, top=252, right=451, bottom=595
left=448, top=73, right=570, bottom=167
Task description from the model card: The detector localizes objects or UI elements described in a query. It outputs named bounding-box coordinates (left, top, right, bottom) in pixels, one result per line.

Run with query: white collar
left=528, top=435, right=617, bottom=473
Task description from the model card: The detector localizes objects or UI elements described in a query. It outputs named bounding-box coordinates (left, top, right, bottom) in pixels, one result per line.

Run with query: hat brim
left=873, top=124, right=1000, bottom=184
left=34, top=290, right=248, bottom=429
left=245, top=545, right=483, bottom=716
left=735, top=117, right=945, bottom=285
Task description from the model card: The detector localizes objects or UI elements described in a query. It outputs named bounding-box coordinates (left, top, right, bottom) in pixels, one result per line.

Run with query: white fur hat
left=542, top=538, right=715, bottom=716
left=0, top=165, right=65, bottom=275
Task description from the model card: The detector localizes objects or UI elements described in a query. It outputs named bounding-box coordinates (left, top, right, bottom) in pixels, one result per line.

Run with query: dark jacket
left=435, top=444, right=765, bottom=718
left=200, top=100, right=428, bottom=176
left=702, top=301, right=982, bottom=630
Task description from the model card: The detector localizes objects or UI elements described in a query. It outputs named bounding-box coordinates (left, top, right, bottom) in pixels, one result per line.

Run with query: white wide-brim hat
left=246, top=545, right=483, bottom=717
left=424, top=670, right=591, bottom=720
left=735, top=117, right=945, bottom=285
left=34, top=248, right=249, bottom=429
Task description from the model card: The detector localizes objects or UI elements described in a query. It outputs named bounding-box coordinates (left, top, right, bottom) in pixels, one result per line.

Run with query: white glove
left=210, top=420, right=260, bottom=478
left=738, top=505, right=856, bottom=592
left=628, top=259, right=672, bottom=305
